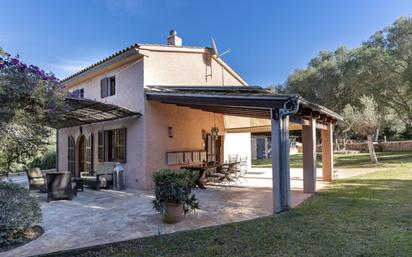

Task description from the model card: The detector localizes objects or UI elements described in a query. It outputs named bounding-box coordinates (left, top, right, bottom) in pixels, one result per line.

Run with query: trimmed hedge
left=0, top=182, right=42, bottom=246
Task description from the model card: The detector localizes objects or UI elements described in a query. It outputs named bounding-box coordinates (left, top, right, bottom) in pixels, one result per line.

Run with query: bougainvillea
left=0, top=48, right=65, bottom=176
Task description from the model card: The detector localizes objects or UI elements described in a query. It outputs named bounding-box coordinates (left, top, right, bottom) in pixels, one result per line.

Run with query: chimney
left=167, top=30, right=182, bottom=46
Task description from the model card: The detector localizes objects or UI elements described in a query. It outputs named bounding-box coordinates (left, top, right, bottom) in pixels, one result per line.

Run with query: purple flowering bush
left=0, top=48, right=65, bottom=177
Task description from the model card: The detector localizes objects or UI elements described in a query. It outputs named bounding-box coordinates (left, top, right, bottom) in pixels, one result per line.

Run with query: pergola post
left=321, top=122, right=334, bottom=181
left=271, top=109, right=291, bottom=213
left=303, top=117, right=317, bottom=193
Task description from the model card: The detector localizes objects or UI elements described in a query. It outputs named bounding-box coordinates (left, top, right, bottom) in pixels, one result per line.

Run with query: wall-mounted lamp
left=79, top=126, right=83, bottom=135
left=167, top=126, right=173, bottom=138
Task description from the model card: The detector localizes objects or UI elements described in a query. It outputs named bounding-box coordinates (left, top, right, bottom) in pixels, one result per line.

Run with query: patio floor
left=4, top=167, right=369, bottom=257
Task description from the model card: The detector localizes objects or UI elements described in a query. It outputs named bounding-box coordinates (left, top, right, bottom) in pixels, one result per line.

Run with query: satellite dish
left=211, top=38, right=231, bottom=58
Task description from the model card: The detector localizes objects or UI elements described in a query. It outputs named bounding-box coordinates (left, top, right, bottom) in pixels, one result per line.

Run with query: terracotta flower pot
left=162, top=203, right=184, bottom=224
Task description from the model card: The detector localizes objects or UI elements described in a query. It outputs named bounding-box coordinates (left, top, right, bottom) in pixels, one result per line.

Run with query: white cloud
left=51, top=59, right=96, bottom=79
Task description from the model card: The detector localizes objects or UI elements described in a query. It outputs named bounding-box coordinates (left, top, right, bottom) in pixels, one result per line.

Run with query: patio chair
left=238, top=156, right=248, bottom=175
left=81, top=163, right=115, bottom=190
left=46, top=171, right=76, bottom=202
left=228, top=154, right=238, bottom=163
left=26, top=168, right=46, bottom=192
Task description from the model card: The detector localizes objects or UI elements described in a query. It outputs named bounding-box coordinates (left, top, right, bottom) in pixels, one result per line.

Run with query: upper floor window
left=101, top=76, right=116, bottom=98
left=70, top=88, right=84, bottom=98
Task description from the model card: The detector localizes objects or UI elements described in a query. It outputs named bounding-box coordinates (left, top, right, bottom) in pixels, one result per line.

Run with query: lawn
left=252, top=151, right=412, bottom=169
left=42, top=152, right=412, bottom=257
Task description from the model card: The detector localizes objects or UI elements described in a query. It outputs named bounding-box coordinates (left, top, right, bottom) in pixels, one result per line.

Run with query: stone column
left=303, top=117, right=317, bottom=193
left=321, top=122, right=334, bottom=181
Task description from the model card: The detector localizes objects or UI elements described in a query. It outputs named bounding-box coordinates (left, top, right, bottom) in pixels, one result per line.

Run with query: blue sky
left=1, top=0, right=412, bottom=86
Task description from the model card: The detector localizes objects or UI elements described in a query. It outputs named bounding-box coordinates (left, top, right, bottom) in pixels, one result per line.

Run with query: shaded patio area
left=5, top=168, right=322, bottom=257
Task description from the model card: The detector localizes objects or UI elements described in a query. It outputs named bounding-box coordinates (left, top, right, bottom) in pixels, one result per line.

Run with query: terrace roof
left=145, top=86, right=342, bottom=122
left=48, top=97, right=141, bottom=129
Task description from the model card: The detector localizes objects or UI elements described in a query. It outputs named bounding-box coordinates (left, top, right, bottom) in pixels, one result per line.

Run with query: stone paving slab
left=3, top=168, right=329, bottom=257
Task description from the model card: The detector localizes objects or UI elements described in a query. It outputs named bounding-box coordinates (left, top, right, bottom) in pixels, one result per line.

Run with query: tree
left=342, top=96, right=381, bottom=164
left=349, top=17, right=412, bottom=128
left=0, top=49, right=64, bottom=177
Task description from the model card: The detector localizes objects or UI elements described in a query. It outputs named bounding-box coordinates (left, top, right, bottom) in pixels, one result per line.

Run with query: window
left=97, top=128, right=126, bottom=163
left=101, top=76, right=116, bottom=98
left=71, top=88, right=84, bottom=98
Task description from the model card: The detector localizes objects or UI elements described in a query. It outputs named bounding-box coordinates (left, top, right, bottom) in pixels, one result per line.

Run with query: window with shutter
left=109, top=76, right=116, bottom=96
left=97, top=128, right=126, bottom=163
left=101, top=78, right=108, bottom=98
left=98, top=131, right=104, bottom=162
left=117, top=128, right=127, bottom=162
left=86, top=134, right=94, bottom=174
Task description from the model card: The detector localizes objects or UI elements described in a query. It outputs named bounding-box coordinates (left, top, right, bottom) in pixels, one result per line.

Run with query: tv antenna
left=211, top=38, right=231, bottom=58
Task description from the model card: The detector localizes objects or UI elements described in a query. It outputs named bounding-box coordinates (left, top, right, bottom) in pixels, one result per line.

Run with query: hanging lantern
left=211, top=113, right=219, bottom=140
left=211, top=126, right=219, bottom=140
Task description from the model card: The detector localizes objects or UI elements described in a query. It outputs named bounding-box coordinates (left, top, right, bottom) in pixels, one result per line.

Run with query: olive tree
left=342, top=96, right=381, bottom=164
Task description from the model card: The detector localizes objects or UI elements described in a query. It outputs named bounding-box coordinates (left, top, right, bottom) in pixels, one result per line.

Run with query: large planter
left=162, top=203, right=184, bottom=224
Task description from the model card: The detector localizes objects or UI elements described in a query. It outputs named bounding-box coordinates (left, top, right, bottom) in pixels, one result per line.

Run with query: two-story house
left=55, top=31, right=341, bottom=213
left=58, top=31, right=249, bottom=190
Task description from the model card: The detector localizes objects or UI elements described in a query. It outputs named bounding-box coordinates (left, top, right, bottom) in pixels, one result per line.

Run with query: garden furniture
left=26, top=168, right=47, bottom=192
left=46, top=171, right=76, bottom=202
left=81, top=163, right=115, bottom=190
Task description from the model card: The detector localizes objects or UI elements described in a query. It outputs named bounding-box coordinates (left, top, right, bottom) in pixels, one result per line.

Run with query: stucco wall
left=142, top=50, right=245, bottom=86
left=141, top=48, right=247, bottom=189
left=143, top=101, right=225, bottom=189
left=68, top=59, right=145, bottom=112
left=58, top=60, right=146, bottom=189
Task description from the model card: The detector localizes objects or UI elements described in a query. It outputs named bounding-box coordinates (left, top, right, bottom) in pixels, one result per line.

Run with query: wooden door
left=68, top=136, right=75, bottom=176
left=206, top=134, right=222, bottom=162
left=78, top=135, right=86, bottom=176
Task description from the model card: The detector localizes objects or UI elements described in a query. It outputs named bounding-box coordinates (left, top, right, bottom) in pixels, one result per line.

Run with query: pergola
left=48, top=97, right=141, bottom=129
left=146, top=86, right=342, bottom=213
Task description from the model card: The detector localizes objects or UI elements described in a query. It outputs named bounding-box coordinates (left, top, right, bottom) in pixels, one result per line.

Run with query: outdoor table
left=181, top=165, right=208, bottom=189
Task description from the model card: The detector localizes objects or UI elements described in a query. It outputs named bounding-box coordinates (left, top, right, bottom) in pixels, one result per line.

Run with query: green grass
left=252, top=151, right=412, bottom=169
left=43, top=152, right=412, bottom=257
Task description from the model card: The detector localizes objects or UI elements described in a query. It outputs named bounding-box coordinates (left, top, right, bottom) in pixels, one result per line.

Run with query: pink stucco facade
left=58, top=42, right=248, bottom=189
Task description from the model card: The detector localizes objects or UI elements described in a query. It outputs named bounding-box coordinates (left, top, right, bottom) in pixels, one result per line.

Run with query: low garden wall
left=345, top=140, right=412, bottom=152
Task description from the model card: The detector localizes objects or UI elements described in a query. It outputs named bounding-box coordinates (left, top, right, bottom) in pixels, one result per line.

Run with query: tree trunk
left=335, top=138, right=340, bottom=151
left=367, top=135, right=378, bottom=164
left=374, top=126, right=380, bottom=142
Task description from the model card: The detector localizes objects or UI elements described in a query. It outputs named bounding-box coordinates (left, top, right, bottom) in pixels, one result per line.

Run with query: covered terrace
left=146, top=86, right=342, bottom=213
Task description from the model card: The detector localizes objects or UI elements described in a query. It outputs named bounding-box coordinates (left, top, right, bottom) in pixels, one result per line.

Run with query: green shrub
left=0, top=182, right=42, bottom=246
left=152, top=169, right=199, bottom=215
left=29, top=151, right=56, bottom=170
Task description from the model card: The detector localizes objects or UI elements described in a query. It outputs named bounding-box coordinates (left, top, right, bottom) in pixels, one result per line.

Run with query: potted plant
left=152, top=169, right=199, bottom=223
